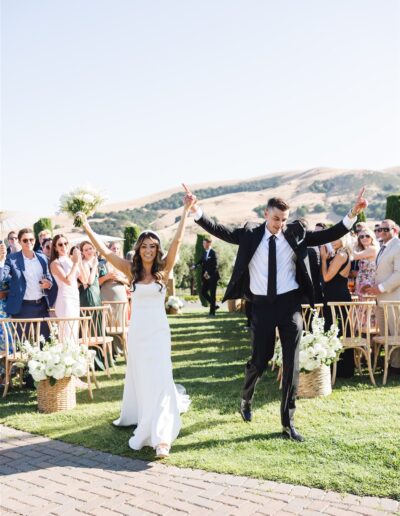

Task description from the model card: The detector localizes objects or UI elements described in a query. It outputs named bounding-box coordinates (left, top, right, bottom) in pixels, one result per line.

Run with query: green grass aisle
left=1, top=310, right=399, bottom=499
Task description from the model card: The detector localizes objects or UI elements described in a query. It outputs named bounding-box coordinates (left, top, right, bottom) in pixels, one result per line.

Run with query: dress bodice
left=131, top=283, right=166, bottom=312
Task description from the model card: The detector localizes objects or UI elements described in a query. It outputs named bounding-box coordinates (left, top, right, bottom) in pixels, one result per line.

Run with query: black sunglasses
left=21, top=238, right=35, bottom=243
left=376, top=228, right=392, bottom=233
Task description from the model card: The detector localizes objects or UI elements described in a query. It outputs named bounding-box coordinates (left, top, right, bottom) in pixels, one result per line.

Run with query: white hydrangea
left=272, top=311, right=342, bottom=373
left=21, top=329, right=96, bottom=386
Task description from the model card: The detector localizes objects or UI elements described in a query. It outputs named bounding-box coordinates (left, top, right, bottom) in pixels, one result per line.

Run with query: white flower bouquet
left=21, top=329, right=96, bottom=385
left=273, top=313, right=342, bottom=373
left=59, top=186, right=106, bottom=227
left=166, top=295, right=184, bottom=311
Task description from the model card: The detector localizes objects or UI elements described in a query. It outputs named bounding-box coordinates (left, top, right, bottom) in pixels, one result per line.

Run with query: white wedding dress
left=113, top=283, right=190, bottom=450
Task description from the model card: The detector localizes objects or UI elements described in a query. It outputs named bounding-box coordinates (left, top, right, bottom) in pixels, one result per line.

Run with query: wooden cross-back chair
left=0, top=318, right=43, bottom=397
left=79, top=305, right=114, bottom=377
left=328, top=301, right=376, bottom=386
left=372, top=301, right=400, bottom=385
left=102, top=300, right=129, bottom=361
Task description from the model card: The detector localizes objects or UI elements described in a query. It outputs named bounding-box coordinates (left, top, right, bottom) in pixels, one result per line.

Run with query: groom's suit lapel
left=249, top=224, right=267, bottom=260
left=283, top=226, right=298, bottom=254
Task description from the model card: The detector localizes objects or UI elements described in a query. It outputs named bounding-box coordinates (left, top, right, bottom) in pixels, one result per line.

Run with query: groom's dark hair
left=266, top=197, right=290, bottom=211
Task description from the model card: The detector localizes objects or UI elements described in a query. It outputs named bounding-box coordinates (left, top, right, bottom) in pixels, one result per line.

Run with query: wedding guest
left=98, top=241, right=129, bottom=355
left=307, top=222, right=327, bottom=304
left=79, top=240, right=111, bottom=370
left=192, top=237, right=220, bottom=316
left=34, top=229, right=52, bottom=252
left=352, top=228, right=378, bottom=301
left=321, top=235, right=354, bottom=378
left=41, top=238, right=53, bottom=260
left=50, top=235, right=87, bottom=341
left=0, top=230, right=52, bottom=322
left=41, top=237, right=58, bottom=308
left=0, top=230, right=52, bottom=388
left=76, top=198, right=193, bottom=459
left=6, top=231, right=21, bottom=255
left=365, top=220, right=400, bottom=370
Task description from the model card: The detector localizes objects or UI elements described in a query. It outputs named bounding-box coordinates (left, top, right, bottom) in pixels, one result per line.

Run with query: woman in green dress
left=79, top=240, right=105, bottom=369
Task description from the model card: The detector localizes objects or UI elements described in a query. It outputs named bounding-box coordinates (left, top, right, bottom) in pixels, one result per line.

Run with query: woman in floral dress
left=353, top=228, right=379, bottom=301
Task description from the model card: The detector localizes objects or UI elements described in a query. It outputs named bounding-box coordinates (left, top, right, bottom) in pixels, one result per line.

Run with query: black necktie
left=267, top=235, right=277, bottom=301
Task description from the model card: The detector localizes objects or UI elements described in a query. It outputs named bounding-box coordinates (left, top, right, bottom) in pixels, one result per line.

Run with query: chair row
left=0, top=301, right=130, bottom=398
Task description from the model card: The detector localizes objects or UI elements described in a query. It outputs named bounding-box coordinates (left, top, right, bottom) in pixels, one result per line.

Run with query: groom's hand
left=349, top=186, right=368, bottom=217
left=182, top=183, right=199, bottom=214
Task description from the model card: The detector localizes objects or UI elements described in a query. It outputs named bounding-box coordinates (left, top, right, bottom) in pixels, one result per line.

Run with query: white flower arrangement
left=273, top=312, right=342, bottom=373
left=20, top=328, right=96, bottom=385
left=166, top=295, right=184, bottom=310
left=59, top=186, right=106, bottom=227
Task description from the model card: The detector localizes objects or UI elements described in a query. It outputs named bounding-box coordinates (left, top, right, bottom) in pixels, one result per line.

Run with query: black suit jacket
left=195, top=213, right=350, bottom=305
left=197, top=248, right=220, bottom=281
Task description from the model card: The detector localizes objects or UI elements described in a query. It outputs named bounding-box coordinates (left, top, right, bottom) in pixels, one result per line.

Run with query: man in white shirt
left=184, top=187, right=367, bottom=441
left=0, top=228, right=52, bottom=330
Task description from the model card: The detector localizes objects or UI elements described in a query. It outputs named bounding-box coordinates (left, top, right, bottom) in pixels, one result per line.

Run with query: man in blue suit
left=0, top=228, right=53, bottom=332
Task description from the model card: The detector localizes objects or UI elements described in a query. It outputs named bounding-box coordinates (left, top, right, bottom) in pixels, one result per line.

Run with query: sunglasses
left=57, top=242, right=69, bottom=247
left=21, top=238, right=35, bottom=243
left=8, top=236, right=17, bottom=240
left=376, top=228, right=391, bottom=233
left=359, top=235, right=371, bottom=239
left=44, top=245, right=52, bottom=250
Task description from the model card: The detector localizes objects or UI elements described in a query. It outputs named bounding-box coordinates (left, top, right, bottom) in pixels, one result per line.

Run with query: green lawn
left=1, top=310, right=400, bottom=499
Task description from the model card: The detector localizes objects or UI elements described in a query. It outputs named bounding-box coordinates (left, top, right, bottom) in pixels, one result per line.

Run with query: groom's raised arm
left=183, top=183, right=242, bottom=245
left=194, top=208, right=242, bottom=245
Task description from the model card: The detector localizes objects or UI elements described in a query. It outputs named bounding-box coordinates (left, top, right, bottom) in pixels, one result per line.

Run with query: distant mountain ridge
left=52, top=167, right=400, bottom=243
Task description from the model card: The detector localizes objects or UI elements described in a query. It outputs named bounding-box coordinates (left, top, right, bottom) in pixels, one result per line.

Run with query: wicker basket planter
left=166, top=306, right=180, bottom=315
left=298, top=364, right=332, bottom=398
left=37, top=377, right=76, bottom=413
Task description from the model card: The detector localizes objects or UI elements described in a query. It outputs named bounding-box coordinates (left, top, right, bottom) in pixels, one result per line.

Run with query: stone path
left=1, top=425, right=398, bottom=516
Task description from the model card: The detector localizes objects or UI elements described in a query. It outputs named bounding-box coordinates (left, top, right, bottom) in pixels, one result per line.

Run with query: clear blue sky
left=1, top=0, right=399, bottom=215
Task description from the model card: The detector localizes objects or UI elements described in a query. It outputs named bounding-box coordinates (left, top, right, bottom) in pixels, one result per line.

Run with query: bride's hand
left=182, top=183, right=198, bottom=213
left=75, top=211, right=88, bottom=226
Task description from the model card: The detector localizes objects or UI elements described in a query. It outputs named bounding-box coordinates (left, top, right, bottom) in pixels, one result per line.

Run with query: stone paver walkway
left=1, top=425, right=398, bottom=516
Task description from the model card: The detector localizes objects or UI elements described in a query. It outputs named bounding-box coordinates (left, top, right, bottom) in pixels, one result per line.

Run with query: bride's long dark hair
left=131, top=232, right=166, bottom=291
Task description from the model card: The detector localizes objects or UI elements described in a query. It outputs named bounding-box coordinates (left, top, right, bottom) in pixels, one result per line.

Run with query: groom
left=184, top=185, right=367, bottom=441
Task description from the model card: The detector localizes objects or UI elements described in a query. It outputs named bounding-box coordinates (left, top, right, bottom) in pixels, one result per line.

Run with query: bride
left=75, top=196, right=193, bottom=459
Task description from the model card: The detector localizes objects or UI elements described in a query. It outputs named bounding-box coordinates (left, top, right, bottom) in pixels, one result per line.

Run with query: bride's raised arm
left=164, top=195, right=195, bottom=275
left=75, top=212, right=133, bottom=281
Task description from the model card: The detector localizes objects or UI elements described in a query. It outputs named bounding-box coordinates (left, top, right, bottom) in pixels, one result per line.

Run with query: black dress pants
left=242, top=289, right=303, bottom=428
left=201, top=278, right=218, bottom=315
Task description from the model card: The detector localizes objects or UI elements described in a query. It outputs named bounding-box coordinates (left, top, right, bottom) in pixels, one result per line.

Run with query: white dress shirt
left=249, top=227, right=298, bottom=295
left=193, top=207, right=356, bottom=295
left=23, top=254, right=45, bottom=300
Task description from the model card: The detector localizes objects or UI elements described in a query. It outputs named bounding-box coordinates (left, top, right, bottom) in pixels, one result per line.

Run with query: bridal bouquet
left=273, top=313, right=342, bottom=373
left=59, top=187, right=106, bottom=227
left=20, top=328, right=96, bottom=385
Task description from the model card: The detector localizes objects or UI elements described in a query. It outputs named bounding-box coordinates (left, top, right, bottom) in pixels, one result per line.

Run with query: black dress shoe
left=240, top=400, right=252, bottom=422
left=282, top=426, right=304, bottom=442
